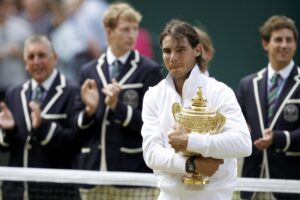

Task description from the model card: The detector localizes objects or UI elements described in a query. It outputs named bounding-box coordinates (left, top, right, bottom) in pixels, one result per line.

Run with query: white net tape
left=0, top=167, right=156, bottom=187
left=0, top=167, right=299, bottom=194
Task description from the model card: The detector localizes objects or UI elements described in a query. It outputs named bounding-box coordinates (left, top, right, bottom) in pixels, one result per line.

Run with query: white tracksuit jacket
left=142, top=65, right=252, bottom=200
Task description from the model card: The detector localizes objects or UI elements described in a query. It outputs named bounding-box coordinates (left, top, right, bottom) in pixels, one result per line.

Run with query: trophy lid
left=190, top=87, right=207, bottom=111
left=182, top=87, right=213, bottom=115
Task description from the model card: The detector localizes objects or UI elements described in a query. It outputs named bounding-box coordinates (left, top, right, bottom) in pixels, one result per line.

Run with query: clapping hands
left=102, top=79, right=122, bottom=111
left=81, top=79, right=100, bottom=116
left=0, top=102, right=15, bottom=130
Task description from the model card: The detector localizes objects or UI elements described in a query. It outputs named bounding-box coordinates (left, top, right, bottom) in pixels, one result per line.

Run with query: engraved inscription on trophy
left=172, top=87, right=226, bottom=185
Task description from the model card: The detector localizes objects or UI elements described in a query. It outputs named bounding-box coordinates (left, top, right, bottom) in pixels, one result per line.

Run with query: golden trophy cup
left=172, top=87, right=226, bottom=185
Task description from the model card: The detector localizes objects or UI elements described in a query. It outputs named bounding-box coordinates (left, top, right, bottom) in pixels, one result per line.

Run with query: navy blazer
left=74, top=50, right=162, bottom=173
left=0, top=73, right=81, bottom=168
left=237, top=65, right=300, bottom=199
left=0, top=72, right=81, bottom=199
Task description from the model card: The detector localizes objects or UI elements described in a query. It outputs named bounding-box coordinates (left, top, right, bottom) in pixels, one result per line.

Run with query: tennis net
left=0, top=167, right=299, bottom=200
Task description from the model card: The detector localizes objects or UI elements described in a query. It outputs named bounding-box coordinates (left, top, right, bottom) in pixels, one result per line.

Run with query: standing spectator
left=135, top=27, right=154, bottom=59
left=141, top=19, right=251, bottom=200
left=20, top=0, right=57, bottom=36
left=74, top=2, right=162, bottom=199
left=237, top=15, right=300, bottom=200
left=194, top=26, right=215, bottom=76
left=2, top=0, right=20, bottom=16
left=0, top=0, right=32, bottom=101
left=51, top=0, right=108, bottom=81
left=0, top=35, right=81, bottom=200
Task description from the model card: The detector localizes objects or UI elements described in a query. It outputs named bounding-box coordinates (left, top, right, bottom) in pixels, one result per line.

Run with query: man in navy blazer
left=237, top=15, right=300, bottom=200
left=0, top=35, right=81, bottom=199
left=74, top=2, right=162, bottom=199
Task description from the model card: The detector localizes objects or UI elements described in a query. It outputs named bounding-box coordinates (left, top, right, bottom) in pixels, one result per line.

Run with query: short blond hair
left=103, top=2, right=142, bottom=29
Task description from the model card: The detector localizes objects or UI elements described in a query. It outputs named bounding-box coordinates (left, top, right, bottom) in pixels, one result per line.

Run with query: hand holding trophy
left=172, top=87, right=226, bottom=185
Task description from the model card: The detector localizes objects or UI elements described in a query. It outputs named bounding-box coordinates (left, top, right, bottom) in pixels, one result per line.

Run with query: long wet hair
left=160, top=19, right=205, bottom=72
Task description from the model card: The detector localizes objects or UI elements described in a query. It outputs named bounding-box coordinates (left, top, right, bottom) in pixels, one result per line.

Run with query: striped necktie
left=32, top=86, right=45, bottom=104
left=267, top=73, right=281, bottom=124
left=111, top=60, right=122, bottom=79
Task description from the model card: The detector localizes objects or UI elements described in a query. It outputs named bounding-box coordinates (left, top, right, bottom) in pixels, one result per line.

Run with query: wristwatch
left=185, top=156, right=196, bottom=173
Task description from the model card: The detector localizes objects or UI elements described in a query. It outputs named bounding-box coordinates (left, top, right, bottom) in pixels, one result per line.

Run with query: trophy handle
left=214, top=112, right=226, bottom=132
left=172, top=103, right=182, bottom=123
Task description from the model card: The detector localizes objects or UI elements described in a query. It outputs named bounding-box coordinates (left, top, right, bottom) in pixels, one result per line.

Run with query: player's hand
left=194, top=156, right=224, bottom=177
left=168, top=125, right=189, bottom=152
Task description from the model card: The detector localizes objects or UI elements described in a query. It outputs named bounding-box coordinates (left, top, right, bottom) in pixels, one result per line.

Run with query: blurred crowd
left=0, top=0, right=154, bottom=101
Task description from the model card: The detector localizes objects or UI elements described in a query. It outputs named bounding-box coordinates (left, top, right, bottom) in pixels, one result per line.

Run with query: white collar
left=106, top=47, right=131, bottom=65
left=267, top=60, right=294, bottom=81
left=166, top=65, right=207, bottom=106
left=31, top=69, right=58, bottom=91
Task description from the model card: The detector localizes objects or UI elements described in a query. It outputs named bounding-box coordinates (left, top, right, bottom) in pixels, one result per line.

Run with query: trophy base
left=181, top=173, right=209, bottom=185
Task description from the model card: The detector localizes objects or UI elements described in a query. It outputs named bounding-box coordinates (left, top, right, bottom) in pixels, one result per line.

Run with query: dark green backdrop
left=109, top=0, right=300, bottom=90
